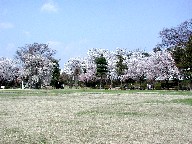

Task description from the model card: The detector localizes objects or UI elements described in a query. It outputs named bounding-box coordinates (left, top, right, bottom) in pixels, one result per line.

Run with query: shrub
left=154, top=82, right=161, bottom=90
left=104, top=85, right=110, bottom=90
left=140, top=83, right=147, bottom=90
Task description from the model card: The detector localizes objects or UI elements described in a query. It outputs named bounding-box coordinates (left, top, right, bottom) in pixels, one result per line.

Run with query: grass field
left=0, top=89, right=192, bottom=143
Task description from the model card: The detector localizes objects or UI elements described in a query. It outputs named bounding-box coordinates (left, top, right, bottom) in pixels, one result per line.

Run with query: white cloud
left=41, top=0, right=58, bottom=13
left=0, top=22, right=14, bottom=29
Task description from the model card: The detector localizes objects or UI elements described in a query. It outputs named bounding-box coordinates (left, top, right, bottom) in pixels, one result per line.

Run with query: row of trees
left=63, top=47, right=179, bottom=89
left=0, top=43, right=60, bottom=89
left=0, top=19, right=191, bottom=90
left=62, top=19, right=192, bottom=90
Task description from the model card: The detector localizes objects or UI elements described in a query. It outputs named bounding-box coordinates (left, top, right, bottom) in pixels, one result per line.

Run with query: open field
left=0, top=89, right=192, bottom=143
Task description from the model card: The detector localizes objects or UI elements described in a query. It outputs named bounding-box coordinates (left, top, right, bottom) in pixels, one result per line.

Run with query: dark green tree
left=159, top=19, right=192, bottom=48
left=50, top=59, right=61, bottom=88
left=116, top=54, right=127, bottom=87
left=172, top=36, right=192, bottom=89
left=59, top=72, right=70, bottom=86
left=95, top=54, right=108, bottom=89
left=159, top=19, right=192, bottom=90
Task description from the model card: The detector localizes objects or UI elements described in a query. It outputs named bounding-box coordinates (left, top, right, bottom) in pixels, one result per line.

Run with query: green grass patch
left=171, top=98, right=192, bottom=106
left=0, top=89, right=191, bottom=97
left=145, top=98, right=192, bottom=106
left=157, top=90, right=192, bottom=96
left=0, top=111, right=8, bottom=116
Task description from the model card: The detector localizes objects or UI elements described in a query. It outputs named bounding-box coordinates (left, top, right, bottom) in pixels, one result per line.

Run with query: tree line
left=0, top=19, right=191, bottom=90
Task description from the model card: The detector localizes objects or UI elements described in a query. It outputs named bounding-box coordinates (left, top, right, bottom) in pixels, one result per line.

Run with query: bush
left=154, top=83, right=161, bottom=90
left=173, top=86, right=179, bottom=91
left=120, top=85, right=127, bottom=90
left=128, top=84, right=135, bottom=90
left=179, top=80, right=190, bottom=91
left=104, top=85, right=110, bottom=90
left=140, top=83, right=147, bottom=90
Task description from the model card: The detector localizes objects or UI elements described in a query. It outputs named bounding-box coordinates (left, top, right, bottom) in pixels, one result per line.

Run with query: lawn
left=0, top=89, right=192, bottom=143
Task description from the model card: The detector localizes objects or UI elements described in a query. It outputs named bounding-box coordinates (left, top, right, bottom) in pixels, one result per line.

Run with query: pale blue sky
left=0, top=0, right=191, bottom=67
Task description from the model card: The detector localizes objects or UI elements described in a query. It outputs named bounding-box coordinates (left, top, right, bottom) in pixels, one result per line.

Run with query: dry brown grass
left=1, top=92, right=192, bottom=143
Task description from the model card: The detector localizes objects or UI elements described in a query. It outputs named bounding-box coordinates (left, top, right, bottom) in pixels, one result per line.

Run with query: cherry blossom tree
left=86, top=48, right=118, bottom=87
left=78, top=57, right=96, bottom=84
left=0, top=57, right=20, bottom=87
left=122, top=50, right=149, bottom=84
left=106, top=50, right=117, bottom=86
left=62, top=47, right=179, bottom=90
left=145, top=50, right=179, bottom=89
left=63, top=58, right=84, bottom=87
left=63, top=48, right=117, bottom=88
left=16, top=43, right=55, bottom=88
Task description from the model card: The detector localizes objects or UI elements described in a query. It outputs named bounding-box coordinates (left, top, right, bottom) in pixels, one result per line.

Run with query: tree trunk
left=165, top=79, right=169, bottom=90
left=120, top=80, right=123, bottom=89
left=99, top=75, right=103, bottom=89
left=189, top=80, right=192, bottom=91
left=110, top=78, right=113, bottom=89
left=74, top=75, right=78, bottom=89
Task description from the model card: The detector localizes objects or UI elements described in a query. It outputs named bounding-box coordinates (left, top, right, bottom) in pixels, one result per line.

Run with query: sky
left=0, top=0, right=192, bottom=67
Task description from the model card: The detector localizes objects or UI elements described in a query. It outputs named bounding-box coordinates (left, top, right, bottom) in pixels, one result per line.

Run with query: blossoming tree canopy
left=0, top=57, right=20, bottom=85
left=15, top=43, right=56, bottom=88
